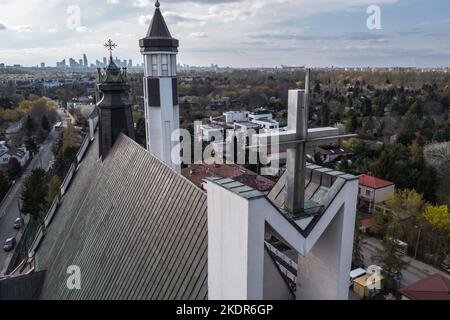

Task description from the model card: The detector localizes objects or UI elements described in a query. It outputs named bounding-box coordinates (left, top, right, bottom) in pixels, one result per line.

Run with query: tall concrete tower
left=139, top=0, right=180, bottom=172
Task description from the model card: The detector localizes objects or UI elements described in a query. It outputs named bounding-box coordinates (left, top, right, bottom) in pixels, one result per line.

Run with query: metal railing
left=76, top=135, right=90, bottom=163
left=60, top=163, right=75, bottom=196
left=43, top=196, right=59, bottom=228
left=265, top=241, right=298, bottom=271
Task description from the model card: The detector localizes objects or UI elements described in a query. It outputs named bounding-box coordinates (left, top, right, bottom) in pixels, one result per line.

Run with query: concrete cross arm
left=251, top=126, right=343, bottom=149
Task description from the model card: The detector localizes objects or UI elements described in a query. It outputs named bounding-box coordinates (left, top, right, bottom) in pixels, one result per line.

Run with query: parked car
left=13, top=217, right=24, bottom=230
left=3, top=238, right=16, bottom=252
left=350, top=268, right=367, bottom=287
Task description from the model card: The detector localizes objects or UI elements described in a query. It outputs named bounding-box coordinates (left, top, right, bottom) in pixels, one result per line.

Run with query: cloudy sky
left=0, top=0, right=449, bottom=67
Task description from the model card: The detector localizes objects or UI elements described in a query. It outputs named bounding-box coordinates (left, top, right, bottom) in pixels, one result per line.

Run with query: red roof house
left=359, top=174, right=394, bottom=189
left=400, top=274, right=450, bottom=300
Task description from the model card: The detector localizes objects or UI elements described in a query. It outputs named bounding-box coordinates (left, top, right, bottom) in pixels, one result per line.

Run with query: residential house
left=0, top=145, right=30, bottom=166
left=316, top=146, right=354, bottom=163
left=400, top=274, right=450, bottom=300
left=358, top=174, right=395, bottom=213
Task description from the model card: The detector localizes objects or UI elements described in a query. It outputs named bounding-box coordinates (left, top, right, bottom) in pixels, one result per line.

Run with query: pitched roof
left=400, top=274, right=450, bottom=300
left=0, top=271, right=46, bottom=300
left=146, top=5, right=172, bottom=39
left=358, top=174, right=394, bottom=189
left=35, top=134, right=208, bottom=300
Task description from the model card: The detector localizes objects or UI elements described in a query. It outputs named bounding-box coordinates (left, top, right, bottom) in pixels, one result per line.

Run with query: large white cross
left=254, top=69, right=356, bottom=214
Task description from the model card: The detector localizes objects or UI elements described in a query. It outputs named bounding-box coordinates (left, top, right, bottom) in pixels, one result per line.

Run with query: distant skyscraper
left=79, top=59, right=83, bottom=67
left=103, top=57, right=107, bottom=67
left=40, top=62, right=45, bottom=68
left=69, top=58, right=76, bottom=68
left=56, top=59, right=66, bottom=68
left=128, top=59, right=133, bottom=68
left=83, top=54, right=88, bottom=67
left=0, top=63, right=5, bottom=69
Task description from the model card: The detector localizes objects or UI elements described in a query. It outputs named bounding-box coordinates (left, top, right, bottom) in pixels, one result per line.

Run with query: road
left=360, top=236, right=450, bottom=287
left=0, top=109, right=69, bottom=275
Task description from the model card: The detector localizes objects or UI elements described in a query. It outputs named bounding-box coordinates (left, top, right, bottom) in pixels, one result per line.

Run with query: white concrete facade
left=206, top=175, right=358, bottom=300
left=142, top=51, right=181, bottom=173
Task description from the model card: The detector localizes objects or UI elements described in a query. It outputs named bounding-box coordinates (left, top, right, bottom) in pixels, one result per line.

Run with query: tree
left=7, top=158, right=22, bottom=180
left=135, top=117, right=146, bottom=148
left=424, top=205, right=450, bottom=235
left=25, top=137, right=38, bottom=155
left=41, top=115, right=50, bottom=132
left=24, top=115, right=36, bottom=136
left=319, top=103, right=330, bottom=127
left=372, top=144, right=413, bottom=190
left=40, top=175, right=61, bottom=214
left=0, top=172, right=10, bottom=201
left=20, top=169, right=47, bottom=217
left=376, top=233, right=408, bottom=291
left=397, top=101, right=423, bottom=145
left=352, top=216, right=364, bottom=268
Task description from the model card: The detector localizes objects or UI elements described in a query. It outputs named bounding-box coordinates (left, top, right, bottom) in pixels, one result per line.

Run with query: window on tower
left=161, top=55, right=169, bottom=76
left=171, top=55, right=177, bottom=76
left=151, top=55, right=158, bottom=76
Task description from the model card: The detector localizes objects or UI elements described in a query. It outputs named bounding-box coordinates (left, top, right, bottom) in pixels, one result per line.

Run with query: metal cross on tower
left=104, top=39, right=117, bottom=59
left=253, top=69, right=357, bottom=215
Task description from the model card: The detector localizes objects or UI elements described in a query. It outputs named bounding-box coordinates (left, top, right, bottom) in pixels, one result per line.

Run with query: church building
left=0, top=1, right=358, bottom=300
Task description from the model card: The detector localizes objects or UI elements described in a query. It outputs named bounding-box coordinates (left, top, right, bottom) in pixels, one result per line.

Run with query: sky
left=0, top=0, right=449, bottom=68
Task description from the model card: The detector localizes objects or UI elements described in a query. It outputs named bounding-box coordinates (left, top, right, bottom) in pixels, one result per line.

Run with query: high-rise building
left=140, top=0, right=180, bottom=173
left=128, top=59, right=133, bottom=68
left=83, top=54, right=88, bottom=67
left=56, top=59, right=66, bottom=68
left=40, top=62, right=45, bottom=68
left=0, top=63, right=5, bottom=69
left=103, top=57, right=107, bottom=66
left=69, top=58, right=77, bottom=68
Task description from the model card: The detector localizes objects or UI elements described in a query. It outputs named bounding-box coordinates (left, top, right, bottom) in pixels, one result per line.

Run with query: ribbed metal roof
left=146, top=6, right=172, bottom=39
left=0, top=271, right=46, bottom=300
left=36, top=134, right=208, bottom=300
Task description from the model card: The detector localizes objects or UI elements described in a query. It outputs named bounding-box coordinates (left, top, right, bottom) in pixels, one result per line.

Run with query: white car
left=3, top=238, right=16, bottom=252
left=13, top=217, right=24, bottom=230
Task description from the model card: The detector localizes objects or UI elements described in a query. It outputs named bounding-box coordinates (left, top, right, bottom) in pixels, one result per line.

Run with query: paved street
left=360, top=236, right=450, bottom=287
left=0, top=109, right=69, bottom=275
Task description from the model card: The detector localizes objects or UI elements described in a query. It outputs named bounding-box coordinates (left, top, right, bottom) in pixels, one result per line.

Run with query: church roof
left=0, top=271, right=46, bottom=300
left=146, top=2, right=172, bottom=39
left=35, top=134, right=208, bottom=300
left=139, top=1, right=179, bottom=52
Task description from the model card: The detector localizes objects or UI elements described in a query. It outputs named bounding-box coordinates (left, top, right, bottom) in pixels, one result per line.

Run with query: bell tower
left=139, top=0, right=180, bottom=172
left=97, top=39, right=135, bottom=159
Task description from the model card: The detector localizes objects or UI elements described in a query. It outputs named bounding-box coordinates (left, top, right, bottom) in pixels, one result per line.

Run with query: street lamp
left=414, top=225, right=421, bottom=260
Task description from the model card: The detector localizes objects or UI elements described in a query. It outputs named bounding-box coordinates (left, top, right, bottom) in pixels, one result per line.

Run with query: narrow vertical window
left=171, top=55, right=177, bottom=76
left=151, top=55, right=158, bottom=76
left=161, top=55, right=169, bottom=76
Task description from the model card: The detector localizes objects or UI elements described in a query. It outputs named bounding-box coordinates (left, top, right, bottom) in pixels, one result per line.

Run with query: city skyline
left=0, top=0, right=450, bottom=68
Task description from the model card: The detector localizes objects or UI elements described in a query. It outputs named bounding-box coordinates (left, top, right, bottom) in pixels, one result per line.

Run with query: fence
left=76, top=135, right=90, bottom=163
left=60, top=163, right=75, bottom=196
left=265, top=241, right=298, bottom=270
left=43, top=196, right=59, bottom=228
left=6, top=125, right=97, bottom=274
left=26, top=130, right=94, bottom=259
